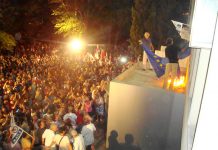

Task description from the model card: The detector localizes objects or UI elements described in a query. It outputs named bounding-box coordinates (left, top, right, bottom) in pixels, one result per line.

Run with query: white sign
left=172, top=20, right=183, bottom=32
left=11, top=125, right=24, bottom=148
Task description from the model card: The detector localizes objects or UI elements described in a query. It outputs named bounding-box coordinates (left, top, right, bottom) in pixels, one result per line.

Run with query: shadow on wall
left=108, top=130, right=141, bottom=150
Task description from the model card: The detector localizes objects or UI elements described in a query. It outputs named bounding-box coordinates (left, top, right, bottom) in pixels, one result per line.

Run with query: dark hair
left=75, top=125, right=82, bottom=134
left=38, top=119, right=45, bottom=127
left=59, top=126, right=67, bottom=134
left=22, top=132, right=28, bottom=138
left=166, top=38, right=173, bottom=46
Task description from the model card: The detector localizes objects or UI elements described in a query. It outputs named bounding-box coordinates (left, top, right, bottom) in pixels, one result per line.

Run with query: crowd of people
left=0, top=42, right=134, bottom=150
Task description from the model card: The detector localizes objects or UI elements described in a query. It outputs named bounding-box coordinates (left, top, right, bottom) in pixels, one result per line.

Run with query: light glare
left=120, top=57, right=127, bottom=63
left=69, top=39, right=84, bottom=52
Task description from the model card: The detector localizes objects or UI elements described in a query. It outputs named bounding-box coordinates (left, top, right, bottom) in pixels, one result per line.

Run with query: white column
left=181, top=48, right=210, bottom=150
left=192, top=16, right=218, bottom=150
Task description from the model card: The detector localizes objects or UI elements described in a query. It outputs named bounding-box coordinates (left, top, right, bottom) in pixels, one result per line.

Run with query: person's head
left=144, top=32, right=150, bottom=39
left=64, top=118, right=72, bottom=127
left=32, top=114, right=38, bottom=121
left=53, top=113, right=59, bottom=121
left=50, top=123, right=58, bottom=132
left=39, top=120, right=45, bottom=128
left=110, top=130, right=118, bottom=138
left=59, top=126, right=67, bottom=135
left=71, top=129, right=78, bottom=138
left=68, top=106, right=73, bottom=113
left=83, top=114, right=92, bottom=124
left=166, top=38, right=174, bottom=46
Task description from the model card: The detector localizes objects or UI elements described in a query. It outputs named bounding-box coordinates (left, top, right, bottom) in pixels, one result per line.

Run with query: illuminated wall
left=106, top=77, right=185, bottom=150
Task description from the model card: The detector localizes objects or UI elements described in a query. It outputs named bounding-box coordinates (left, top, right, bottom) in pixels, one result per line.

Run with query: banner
left=180, top=24, right=191, bottom=41
left=172, top=20, right=183, bottom=32
left=10, top=111, right=16, bottom=127
left=11, top=125, right=24, bottom=148
left=140, top=41, right=191, bottom=78
left=141, top=42, right=167, bottom=77
left=172, top=20, right=190, bottom=41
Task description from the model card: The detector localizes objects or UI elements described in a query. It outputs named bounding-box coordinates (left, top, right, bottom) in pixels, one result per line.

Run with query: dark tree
left=130, top=0, right=147, bottom=55
left=130, top=0, right=190, bottom=54
left=1, top=0, right=53, bottom=39
left=0, top=0, right=16, bottom=51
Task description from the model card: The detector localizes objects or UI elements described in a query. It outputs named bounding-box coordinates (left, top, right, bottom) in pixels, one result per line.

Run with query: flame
left=173, top=76, right=185, bottom=88
left=168, top=79, right=172, bottom=84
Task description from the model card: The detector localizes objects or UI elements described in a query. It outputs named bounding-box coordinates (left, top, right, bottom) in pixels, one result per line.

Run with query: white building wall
left=181, top=0, right=218, bottom=149
left=192, top=15, right=218, bottom=150
left=107, top=81, right=184, bottom=150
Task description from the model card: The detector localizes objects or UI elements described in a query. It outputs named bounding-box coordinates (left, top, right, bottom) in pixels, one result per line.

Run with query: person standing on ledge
left=163, top=38, right=180, bottom=90
left=141, top=32, right=154, bottom=70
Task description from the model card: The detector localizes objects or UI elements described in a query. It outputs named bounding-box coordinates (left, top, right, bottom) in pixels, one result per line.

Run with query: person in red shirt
left=76, top=105, right=83, bottom=125
left=100, top=49, right=106, bottom=61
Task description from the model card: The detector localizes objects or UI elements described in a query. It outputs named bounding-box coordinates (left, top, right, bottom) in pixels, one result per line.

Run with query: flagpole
left=10, top=111, right=33, bottom=138
left=22, top=129, right=33, bottom=138
left=10, top=111, right=15, bottom=127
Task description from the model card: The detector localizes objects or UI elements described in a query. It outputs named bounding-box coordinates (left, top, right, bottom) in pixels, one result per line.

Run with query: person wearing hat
left=63, top=107, right=77, bottom=127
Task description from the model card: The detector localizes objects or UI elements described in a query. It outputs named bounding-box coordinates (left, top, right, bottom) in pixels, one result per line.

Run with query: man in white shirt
left=52, top=126, right=72, bottom=150
left=71, top=130, right=85, bottom=150
left=81, top=115, right=96, bottom=150
left=42, top=123, right=57, bottom=150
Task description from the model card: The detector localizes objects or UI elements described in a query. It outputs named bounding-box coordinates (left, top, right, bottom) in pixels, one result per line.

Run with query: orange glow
left=168, top=79, right=172, bottom=84
left=173, top=76, right=185, bottom=88
left=68, top=39, right=84, bottom=52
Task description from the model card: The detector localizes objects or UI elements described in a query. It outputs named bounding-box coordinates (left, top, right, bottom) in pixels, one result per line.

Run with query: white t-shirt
left=81, top=123, right=96, bottom=146
left=54, top=134, right=70, bottom=150
left=73, top=134, right=85, bottom=150
left=42, top=129, right=55, bottom=147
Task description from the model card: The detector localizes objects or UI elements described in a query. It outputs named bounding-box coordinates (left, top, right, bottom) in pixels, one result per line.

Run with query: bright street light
left=68, top=39, right=84, bottom=52
left=120, top=56, right=128, bottom=63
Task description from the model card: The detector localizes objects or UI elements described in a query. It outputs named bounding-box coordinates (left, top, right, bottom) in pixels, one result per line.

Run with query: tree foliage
left=49, top=0, right=85, bottom=37
left=0, top=31, right=16, bottom=51
left=49, top=0, right=132, bottom=43
left=0, top=1, right=17, bottom=51
left=54, top=17, right=84, bottom=37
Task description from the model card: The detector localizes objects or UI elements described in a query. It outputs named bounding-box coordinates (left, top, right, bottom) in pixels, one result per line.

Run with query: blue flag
left=141, top=42, right=167, bottom=78
left=178, top=47, right=191, bottom=59
left=140, top=41, right=191, bottom=78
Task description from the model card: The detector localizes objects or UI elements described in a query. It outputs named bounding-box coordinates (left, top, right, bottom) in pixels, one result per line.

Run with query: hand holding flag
left=9, top=111, right=33, bottom=148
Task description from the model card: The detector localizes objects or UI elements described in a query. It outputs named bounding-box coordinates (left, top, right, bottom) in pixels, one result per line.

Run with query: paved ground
left=94, top=121, right=107, bottom=150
